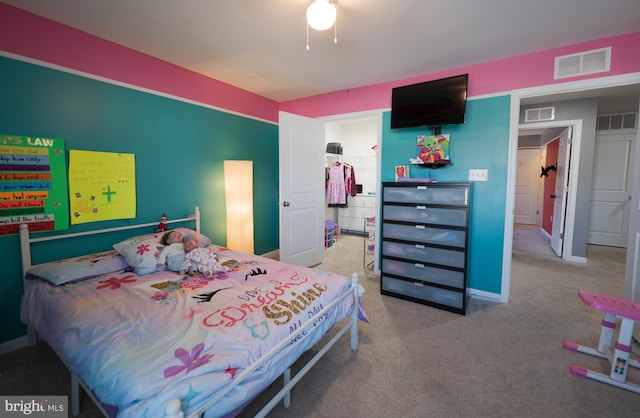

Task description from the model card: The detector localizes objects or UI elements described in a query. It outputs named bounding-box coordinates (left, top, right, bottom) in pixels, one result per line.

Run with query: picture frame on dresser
left=380, top=182, right=471, bottom=315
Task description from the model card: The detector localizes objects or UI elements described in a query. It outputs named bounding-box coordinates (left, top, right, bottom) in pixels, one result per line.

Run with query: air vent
left=525, top=107, right=555, bottom=122
left=597, top=112, right=638, bottom=132
left=555, top=47, right=611, bottom=79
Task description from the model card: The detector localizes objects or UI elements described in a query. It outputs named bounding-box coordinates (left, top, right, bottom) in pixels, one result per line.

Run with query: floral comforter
left=21, top=246, right=365, bottom=418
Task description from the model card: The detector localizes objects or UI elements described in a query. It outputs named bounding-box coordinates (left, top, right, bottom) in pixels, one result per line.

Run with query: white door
left=550, top=128, right=571, bottom=256
left=278, top=111, right=325, bottom=266
left=514, top=148, right=540, bottom=225
left=588, top=132, right=635, bottom=247
left=625, top=105, right=640, bottom=341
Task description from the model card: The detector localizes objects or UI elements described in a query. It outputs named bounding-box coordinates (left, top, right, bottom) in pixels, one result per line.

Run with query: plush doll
left=155, top=213, right=168, bottom=233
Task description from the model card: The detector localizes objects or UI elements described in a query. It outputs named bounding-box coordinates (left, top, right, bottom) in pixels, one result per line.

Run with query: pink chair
left=563, top=290, right=640, bottom=394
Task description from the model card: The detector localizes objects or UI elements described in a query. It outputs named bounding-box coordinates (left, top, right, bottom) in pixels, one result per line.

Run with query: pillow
left=26, top=250, right=129, bottom=285
left=113, top=234, right=164, bottom=275
left=113, top=229, right=212, bottom=275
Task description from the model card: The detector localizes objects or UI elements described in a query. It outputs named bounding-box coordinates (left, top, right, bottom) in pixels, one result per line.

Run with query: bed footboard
left=164, top=273, right=361, bottom=418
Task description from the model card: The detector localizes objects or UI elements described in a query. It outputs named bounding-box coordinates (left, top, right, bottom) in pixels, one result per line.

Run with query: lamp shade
left=307, top=0, right=336, bottom=30
left=224, top=160, right=254, bottom=254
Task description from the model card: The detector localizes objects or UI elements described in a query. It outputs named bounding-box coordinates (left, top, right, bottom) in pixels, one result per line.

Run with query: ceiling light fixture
left=306, top=0, right=337, bottom=50
left=307, top=0, right=336, bottom=30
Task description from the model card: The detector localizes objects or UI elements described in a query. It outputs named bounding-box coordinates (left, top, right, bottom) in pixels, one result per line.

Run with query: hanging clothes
left=327, top=162, right=347, bottom=205
left=344, top=163, right=357, bottom=197
left=326, top=162, right=357, bottom=206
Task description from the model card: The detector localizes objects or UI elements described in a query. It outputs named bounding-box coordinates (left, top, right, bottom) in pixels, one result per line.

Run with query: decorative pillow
left=113, top=229, right=212, bottom=275
left=26, top=250, right=129, bottom=285
left=113, top=234, right=165, bottom=275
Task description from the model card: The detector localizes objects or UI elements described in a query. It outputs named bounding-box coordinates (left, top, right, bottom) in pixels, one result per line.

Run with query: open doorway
left=502, top=74, right=640, bottom=304
left=322, top=111, right=382, bottom=274
left=516, top=121, right=581, bottom=261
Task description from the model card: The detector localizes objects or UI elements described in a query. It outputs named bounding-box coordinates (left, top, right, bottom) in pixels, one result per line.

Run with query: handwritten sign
left=69, top=150, right=136, bottom=224
left=0, top=135, right=68, bottom=235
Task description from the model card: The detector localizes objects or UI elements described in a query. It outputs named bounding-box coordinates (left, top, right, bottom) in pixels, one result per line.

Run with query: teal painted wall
left=0, top=57, right=279, bottom=343
left=381, top=95, right=511, bottom=294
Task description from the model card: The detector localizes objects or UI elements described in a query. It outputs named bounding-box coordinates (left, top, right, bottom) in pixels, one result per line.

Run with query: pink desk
left=563, top=290, right=640, bottom=394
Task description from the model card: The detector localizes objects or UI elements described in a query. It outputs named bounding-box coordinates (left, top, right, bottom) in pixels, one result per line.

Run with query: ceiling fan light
left=307, top=0, right=336, bottom=31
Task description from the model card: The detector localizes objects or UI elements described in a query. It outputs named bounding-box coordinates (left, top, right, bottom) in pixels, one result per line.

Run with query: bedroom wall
left=380, top=96, right=511, bottom=294
left=0, top=3, right=279, bottom=124
left=0, top=56, right=279, bottom=346
left=280, top=32, right=640, bottom=118
left=280, top=31, right=640, bottom=300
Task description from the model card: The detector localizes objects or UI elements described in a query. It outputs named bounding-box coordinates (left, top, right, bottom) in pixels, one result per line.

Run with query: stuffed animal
left=155, top=213, right=167, bottom=232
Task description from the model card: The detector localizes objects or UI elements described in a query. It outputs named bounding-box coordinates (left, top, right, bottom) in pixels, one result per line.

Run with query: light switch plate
left=468, top=169, right=489, bottom=181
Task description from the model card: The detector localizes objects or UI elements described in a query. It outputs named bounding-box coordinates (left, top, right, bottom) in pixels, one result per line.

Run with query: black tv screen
left=390, top=74, right=468, bottom=129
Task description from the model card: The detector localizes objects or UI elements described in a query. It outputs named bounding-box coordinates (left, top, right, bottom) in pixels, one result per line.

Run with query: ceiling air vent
left=525, top=106, right=555, bottom=122
left=597, top=112, right=638, bottom=132
left=555, top=47, right=611, bottom=79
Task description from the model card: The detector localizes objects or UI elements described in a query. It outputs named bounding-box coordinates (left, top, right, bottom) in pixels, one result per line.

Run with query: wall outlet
left=468, top=169, right=489, bottom=181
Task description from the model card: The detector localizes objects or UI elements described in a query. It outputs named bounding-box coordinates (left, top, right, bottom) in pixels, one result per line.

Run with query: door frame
left=517, top=121, right=582, bottom=261
left=502, top=72, right=640, bottom=303
left=319, top=109, right=384, bottom=274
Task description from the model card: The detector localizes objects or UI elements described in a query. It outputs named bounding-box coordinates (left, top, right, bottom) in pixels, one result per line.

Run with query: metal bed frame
left=19, top=207, right=360, bottom=417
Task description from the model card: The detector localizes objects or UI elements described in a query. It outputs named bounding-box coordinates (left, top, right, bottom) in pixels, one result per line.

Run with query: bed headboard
left=19, top=206, right=200, bottom=279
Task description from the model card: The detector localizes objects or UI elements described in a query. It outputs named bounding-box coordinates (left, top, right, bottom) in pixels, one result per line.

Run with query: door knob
left=550, top=195, right=556, bottom=199
left=282, top=201, right=290, bottom=207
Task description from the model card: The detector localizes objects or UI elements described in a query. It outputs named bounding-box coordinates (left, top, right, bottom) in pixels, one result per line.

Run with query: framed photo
left=395, top=165, right=409, bottom=181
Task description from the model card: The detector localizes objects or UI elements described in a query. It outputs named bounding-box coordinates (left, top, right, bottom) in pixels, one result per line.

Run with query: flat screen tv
left=390, top=74, right=468, bottom=129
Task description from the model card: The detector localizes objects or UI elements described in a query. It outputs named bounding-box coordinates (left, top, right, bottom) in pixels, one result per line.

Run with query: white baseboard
left=468, top=288, right=503, bottom=304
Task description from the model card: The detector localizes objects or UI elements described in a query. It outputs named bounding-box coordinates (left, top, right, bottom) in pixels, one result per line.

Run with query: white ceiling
left=3, top=0, right=640, bottom=102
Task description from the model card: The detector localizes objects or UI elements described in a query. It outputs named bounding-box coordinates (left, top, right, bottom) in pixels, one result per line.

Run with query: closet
left=324, top=117, right=378, bottom=235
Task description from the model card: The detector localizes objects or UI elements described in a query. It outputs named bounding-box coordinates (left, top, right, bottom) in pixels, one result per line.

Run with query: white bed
left=19, top=207, right=365, bottom=418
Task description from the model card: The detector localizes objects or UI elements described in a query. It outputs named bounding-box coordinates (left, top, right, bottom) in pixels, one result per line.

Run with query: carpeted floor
left=1, top=227, right=638, bottom=417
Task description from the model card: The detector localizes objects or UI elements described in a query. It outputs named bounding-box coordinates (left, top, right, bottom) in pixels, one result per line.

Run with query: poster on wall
left=0, top=134, right=69, bottom=236
left=68, top=150, right=136, bottom=225
left=417, top=134, right=450, bottom=164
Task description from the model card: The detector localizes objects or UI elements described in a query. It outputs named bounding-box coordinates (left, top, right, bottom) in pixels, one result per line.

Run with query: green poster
left=0, top=135, right=69, bottom=235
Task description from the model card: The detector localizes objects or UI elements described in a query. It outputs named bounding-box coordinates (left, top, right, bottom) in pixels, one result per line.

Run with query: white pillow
left=26, top=250, right=129, bottom=285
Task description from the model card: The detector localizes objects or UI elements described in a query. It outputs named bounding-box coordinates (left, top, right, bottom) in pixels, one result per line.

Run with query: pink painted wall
left=2, top=3, right=639, bottom=122
left=280, top=32, right=640, bottom=118
left=0, top=3, right=279, bottom=123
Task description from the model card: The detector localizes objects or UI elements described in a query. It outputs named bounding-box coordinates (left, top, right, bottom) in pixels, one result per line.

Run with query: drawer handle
left=416, top=206, right=426, bottom=210
left=413, top=281, right=424, bottom=287
left=417, top=186, right=427, bottom=190
left=415, top=225, right=425, bottom=230
left=415, top=244, right=425, bottom=249
left=414, top=263, right=425, bottom=268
